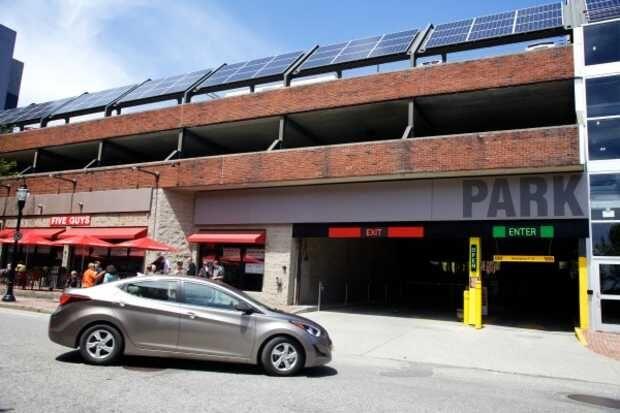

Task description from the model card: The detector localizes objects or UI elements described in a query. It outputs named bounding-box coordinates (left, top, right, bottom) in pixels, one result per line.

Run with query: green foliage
left=0, top=158, right=16, bottom=177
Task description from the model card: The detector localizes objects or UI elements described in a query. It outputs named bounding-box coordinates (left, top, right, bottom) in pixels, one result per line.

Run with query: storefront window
left=590, top=174, right=620, bottom=219
left=588, top=118, right=620, bottom=160
left=587, top=76, right=620, bottom=118
left=600, top=264, right=620, bottom=295
left=592, top=222, right=620, bottom=256
left=199, top=244, right=265, bottom=292
left=584, top=21, right=620, bottom=66
left=602, top=300, right=620, bottom=324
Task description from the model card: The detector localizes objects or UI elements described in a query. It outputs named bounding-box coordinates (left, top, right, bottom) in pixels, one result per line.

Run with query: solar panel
left=515, top=3, right=563, bottom=33
left=468, top=12, right=516, bottom=41
left=197, top=51, right=303, bottom=90
left=369, top=29, right=419, bottom=57
left=0, top=107, right=22, bottom=125
left=118, top=69, right=211, bottom=104
left=298, top=29, right=418, bottom=72
left=423, top=19, right=474, bottom=49
left=585, top=0, right=620, bottom=22
left=424, top=3, right=564, bottom=50
left=53, top=84, right=136, bottom=116
left=12, top=98, right=73, bottom=124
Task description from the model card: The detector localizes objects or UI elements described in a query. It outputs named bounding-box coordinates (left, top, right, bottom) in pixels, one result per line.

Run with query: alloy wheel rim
left=270, top=342, right=298, bottom=372
left=86, top=329, right=115, bottom=360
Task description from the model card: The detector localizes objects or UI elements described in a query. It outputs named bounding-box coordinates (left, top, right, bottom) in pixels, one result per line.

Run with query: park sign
left=492, top=225, right=554, bottom=239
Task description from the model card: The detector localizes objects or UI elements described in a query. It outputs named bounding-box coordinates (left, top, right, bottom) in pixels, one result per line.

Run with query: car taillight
left=59, top=293, right=91, bottom=306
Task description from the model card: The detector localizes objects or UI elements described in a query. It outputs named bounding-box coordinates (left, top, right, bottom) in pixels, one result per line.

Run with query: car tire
left=78, top=324, right=123, bottom=365
left=261, top=336, right=305, bottom=377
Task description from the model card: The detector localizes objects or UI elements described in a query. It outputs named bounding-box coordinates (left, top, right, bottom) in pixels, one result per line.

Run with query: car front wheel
left=79, top=324, right=123, bottom=365
left=261, top=336, right=305, bottom=376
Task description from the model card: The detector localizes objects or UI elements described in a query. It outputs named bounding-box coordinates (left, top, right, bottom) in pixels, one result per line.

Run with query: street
left=1, top=308, right=619, bottom=412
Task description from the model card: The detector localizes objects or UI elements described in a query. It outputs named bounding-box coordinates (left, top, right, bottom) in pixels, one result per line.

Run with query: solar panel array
left=197, top=51, right=303, bottom=90
left=423, top=2, right=563, bottom=50
left=298, top=29, right=419, bottom=71
left=53, top=84, right=136, bottom=116
left=585, top=0, right=620, bottom=22
left=118, top=69, right=211, bottom=104
left=0, top=98, right=75, bottom=126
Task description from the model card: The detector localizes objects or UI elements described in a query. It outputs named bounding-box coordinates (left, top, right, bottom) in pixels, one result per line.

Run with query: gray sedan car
left=49, top=276, right=332, bottom=376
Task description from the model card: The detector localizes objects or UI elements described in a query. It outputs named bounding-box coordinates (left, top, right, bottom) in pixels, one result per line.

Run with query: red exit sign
left=363, top=227, right=387, bottom=238
left=49, top=216, right=91, bottom=227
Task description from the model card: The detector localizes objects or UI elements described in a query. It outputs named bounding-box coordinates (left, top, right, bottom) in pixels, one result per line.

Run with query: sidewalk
left=0, top=289, right=59, bottom=314
left=586, top=330, right=620, bottom=361
left=304, top=309, right=620, bottom=384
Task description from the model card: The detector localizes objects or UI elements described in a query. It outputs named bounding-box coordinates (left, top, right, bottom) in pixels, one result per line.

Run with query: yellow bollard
left=578, top=256, right=589, bottom=330
left=471, top=285, right=482, bottom=329
left=463, top=290, right=470, bottom=325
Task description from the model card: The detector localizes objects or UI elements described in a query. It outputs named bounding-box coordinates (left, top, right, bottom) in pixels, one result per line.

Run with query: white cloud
left=0, top=0, right=278, bottom=106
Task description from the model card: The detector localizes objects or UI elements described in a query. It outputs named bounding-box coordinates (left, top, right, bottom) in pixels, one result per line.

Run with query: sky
left=0, top=0, right=557, bottom=106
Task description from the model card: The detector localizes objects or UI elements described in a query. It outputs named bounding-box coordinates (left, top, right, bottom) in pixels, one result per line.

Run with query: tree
left=0, top=158, right=16, bottom=177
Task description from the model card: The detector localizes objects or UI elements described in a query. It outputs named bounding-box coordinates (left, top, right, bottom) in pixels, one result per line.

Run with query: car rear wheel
left=79, top=324, right=123, bottom=365
left=261, top=336, right=305, bottom=376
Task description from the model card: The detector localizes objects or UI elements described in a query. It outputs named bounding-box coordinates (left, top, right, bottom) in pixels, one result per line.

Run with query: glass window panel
left=183, top=282, right=240, bottom=309
left=602, top=299, right=620, bottom=324
left=592, top=222, right=620, bottom=256
left=590, top=174, right=620, bottom=220
left=588, top=118, right=620, bottom=160
left=587, top=76, right=620, bottom=118
left=600, top=264, right=620, bottom=295
left=585, top=21, right=620, bottom=65
left=125, top=280, right=177, bottom=301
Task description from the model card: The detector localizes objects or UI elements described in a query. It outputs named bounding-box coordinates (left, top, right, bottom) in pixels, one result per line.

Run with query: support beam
left=96, top=141, right=104, bottom=166
left=32, top=149, right=39, bottom=172
left=267, top=138, right=283, bottom=152
left=278, top=116, right=286, bottom=149
left=401, top=99, right=416, bottom=139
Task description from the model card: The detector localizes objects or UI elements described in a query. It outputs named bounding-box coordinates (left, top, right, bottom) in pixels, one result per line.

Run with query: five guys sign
left=49, top=216, right=91, bottom=227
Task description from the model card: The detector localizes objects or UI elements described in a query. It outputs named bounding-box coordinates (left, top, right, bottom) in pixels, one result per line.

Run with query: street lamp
left=2, top=184, right=29, bottom=302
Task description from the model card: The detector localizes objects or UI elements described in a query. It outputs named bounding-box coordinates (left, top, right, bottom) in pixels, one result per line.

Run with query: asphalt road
left=1, top=308, right=619, bottom=413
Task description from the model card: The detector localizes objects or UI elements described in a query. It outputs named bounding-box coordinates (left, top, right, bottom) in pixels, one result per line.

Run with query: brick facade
left=0, top=47, right=573, bottom=154
left=0, top=125, right=580, bottom=197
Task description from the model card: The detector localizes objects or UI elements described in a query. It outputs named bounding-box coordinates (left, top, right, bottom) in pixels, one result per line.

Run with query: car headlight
left=290, top=321, right=321, bottom=337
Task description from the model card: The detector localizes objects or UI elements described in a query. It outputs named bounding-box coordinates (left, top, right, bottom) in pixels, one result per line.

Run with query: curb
left=0, top=302, right=55, bottom=314
left=574, top=327, right=588, bottom=346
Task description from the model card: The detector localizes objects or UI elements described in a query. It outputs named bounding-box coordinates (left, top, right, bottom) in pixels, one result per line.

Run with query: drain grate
left=567, top=394, right=620, bottom=410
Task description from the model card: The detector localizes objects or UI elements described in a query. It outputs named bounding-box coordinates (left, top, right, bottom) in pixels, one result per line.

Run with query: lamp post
left=2, top=184, right=29, bottom=302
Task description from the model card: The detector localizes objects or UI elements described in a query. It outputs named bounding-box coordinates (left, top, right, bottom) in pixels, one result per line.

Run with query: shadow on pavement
left=56, top=350, right=337, bottom=378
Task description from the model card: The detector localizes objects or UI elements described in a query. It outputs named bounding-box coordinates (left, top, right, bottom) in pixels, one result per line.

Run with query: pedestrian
left=68, top=270, right=79, bottom=288
left=212, top=259, right=225, bottom=282
left=103, top=265, right=119, bottom=284
left=173, top=261, right=185, bottom=276
left=94, top=261, right=106, bottom=285
left=81, top=263, right=101, bottom=288
left=143, top=264, right=156, bottom=276
left=186, top=259, right=196, bottom=276
left=197, top=258, right=210, bottom=278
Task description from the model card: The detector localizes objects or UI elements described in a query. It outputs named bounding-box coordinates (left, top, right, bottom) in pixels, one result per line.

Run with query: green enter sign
left=492, top=225, right=554, bottom=239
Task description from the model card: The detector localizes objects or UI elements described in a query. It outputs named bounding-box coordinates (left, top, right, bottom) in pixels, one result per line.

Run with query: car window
left=124, top=280, right=177, bottom=302
left=183, top=282, right=240, bottom=310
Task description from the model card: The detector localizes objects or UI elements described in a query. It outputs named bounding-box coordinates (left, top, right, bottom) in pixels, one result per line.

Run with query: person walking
left=103, top=265, right=119, bottom=284
left=186, top=259, right=196, bottom=276
left=173, top=261, right=185, bottom=276
left=212, top=259, right=225, bottom=282
left=81, top=263, right=101, bottom=288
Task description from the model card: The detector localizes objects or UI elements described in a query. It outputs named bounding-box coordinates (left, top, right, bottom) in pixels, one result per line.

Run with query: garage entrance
left=294, top=221, right=586, bottom=331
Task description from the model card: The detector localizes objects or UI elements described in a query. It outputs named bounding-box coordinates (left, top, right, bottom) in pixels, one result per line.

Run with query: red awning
left=53, top=235, right=114, bottom=248
left=115, top=237, right=175, bottom=251
left=188, top=232, right=266, bottom=245
left=0, top=228, right=65, bottom=239
left=58, top=227, right=147, bottom=240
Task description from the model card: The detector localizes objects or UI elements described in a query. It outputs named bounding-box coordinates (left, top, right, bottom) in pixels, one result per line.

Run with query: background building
left=0, top=24, right=23, bottom=110
left=0, top=1, right=618, bottom=334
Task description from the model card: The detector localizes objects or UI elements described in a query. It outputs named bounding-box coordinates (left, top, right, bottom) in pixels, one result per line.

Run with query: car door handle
left=187, top=312, right=196, bottom=319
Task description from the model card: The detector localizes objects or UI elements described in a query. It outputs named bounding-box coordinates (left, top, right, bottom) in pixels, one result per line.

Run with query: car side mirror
left=234, top=301, right=254, bottom=314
